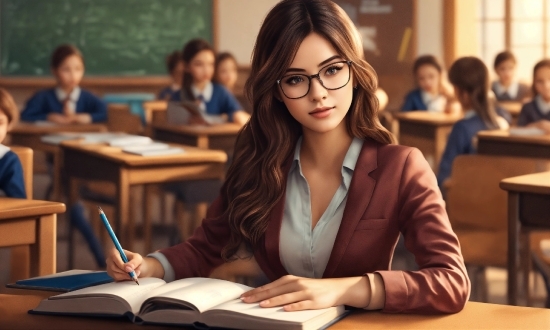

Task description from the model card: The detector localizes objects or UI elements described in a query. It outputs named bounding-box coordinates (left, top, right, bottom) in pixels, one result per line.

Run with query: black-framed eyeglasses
left=276, top=60, right=352, bottom=99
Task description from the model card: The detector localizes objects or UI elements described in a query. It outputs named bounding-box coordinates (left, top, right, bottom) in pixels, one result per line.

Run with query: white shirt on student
left=55, top=87, right=81, bottom=114
left=421, top=91, right=446, bottom=113
left=493, top=81, right=520, bottom=100
left=191, top=82, right=214, bottom=113
left=535, top=94, right=550, bottom=115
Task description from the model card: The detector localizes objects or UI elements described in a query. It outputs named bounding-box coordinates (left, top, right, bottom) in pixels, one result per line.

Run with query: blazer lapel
left=323, top=139, right=379, bottom=278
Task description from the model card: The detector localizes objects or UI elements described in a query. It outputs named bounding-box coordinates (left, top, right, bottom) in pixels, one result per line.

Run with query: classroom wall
left=416, top=0, right=444, bottom=61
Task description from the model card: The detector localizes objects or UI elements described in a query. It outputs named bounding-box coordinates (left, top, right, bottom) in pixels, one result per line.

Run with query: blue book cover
left=6, top=270, right=113, bottom=292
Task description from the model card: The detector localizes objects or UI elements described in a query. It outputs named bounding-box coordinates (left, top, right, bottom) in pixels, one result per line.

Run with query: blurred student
left=21, top=44, right=107, bottom=124
left=171, top=39, right=249, bottom=126
left=214, top=52, right=239, bottom=93
left=401, top=55, right=455, bottom=113
left=0, top=88, right=25, bottom=198
left=491, top=51, right=530, bottom=102
left=437, top=57, right=509, bottom=188
left=517, top=59, right=550, bottom=133
left=158, top=51, right=184, bottom=101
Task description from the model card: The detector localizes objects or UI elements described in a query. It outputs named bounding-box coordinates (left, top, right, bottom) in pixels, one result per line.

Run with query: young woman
left=108, top=0, right=469, bottom=314
left=214, top=52, right=239, bottom=93
left=158, top=50, right=185, bottom=101
left=517, top=59, right=550, bottom=133
left=170, top=39, right=249, bottom=126
left=437, top=57, right=509, bottom=188
left=21, top=44, right=107, bottom=124
left=491, top=51, right=530, bottom=102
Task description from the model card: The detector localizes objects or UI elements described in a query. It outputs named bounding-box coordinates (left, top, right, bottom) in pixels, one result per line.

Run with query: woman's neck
left=300, top=122, right=353, bottom=172
left=193, top=80, right=209, bottom=92
left=499, top=79, right=512, bottom=89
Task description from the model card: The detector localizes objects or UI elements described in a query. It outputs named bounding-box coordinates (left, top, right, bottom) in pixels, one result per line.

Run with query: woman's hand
left=240, top=275, right=371, bottom=311
left=71, top=113, right=92, bottom=124
left=47, top=113, right=72, bottom=124
left=106, top=248, right=164, bottom=281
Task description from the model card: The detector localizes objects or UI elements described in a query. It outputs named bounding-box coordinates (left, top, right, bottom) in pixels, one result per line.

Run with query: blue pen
left=97, top=206, right=139, bottom=285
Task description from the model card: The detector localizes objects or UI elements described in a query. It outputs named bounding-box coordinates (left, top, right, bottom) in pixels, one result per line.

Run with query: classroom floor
left=0, top=173, right=547, bottom=308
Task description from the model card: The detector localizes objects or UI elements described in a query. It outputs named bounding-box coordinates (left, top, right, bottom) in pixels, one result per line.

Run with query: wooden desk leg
left=116, top=169, right=130, bottom=250
left=508, top=192, right=520, bottom=305
left=30, top=214, right=57, bottom=277
left=67, top=177, right=79, bottom=269
left=52, top=150, right=62, bottom=201
left=197, top=136, right=209, bottom=149
left=144, top=185, right=153, bottom=253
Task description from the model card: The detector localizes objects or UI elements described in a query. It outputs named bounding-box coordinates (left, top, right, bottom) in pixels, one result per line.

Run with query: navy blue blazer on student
left=158, top=86, right=181, bottom=101
left=437, top=113, right=489, bottom=187
left=401, top=89, right=427, bottom=111
left=170, top=83, right=241, bottom=122
left=517, top=99, right=550, bottom=127
left=0, top=150, right=26, bottom=198
left=21, top=89, right=107, bottom=123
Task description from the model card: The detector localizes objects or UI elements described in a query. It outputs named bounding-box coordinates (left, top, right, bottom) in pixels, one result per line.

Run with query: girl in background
left=517, top=59, right=550, bottom=133
left=214, top=52, right=239, bottom=93
left=437, top=57, right=509, bottom=188
left=401, top=55, right=455, bottom=113
left=171, top=39, right=249, bottom=126
left=491, top=51, right=530, bottom=102
left=21, top=44, right=107, bottom=124
left=158, top=50, right=185, bottom=101
left=0, top=88, right=25, bottom=198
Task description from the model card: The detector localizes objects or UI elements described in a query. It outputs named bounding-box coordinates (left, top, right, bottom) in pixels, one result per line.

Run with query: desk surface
left=478, top=130, right=550, bottom=145
left=393, top=112, right=461, bottom=125
left=152, top=123, right=242, bottom=136
left=60, top=140, right=227, bottom=166
left=500, top=171, right=550, bottom=195
left=499, top=101, right=523, bottom=115
left=10, top=123, right=107, bottom=135
left=2, top=292, right=550, bottom=330
left=0, top=198, right=66, bottom=220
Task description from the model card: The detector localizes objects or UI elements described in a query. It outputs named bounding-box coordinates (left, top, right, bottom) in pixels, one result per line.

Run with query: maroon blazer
left=160, top=138, right=470, bottom=314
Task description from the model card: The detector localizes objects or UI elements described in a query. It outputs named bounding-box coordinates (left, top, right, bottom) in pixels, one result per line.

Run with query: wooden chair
left=143, top=100, right=167, bottom=125
left=9, top=146, right=33, bottom=282
left=446, top=155, right=550, bottom=301
left=107, top=104, right=143, bottom=134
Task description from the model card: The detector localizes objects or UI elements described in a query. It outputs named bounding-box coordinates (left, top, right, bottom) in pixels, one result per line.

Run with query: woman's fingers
left=241, top=275, right=295, bottom=298
left=258, top=291, right=309, bottom=308
left=242, top=281, right=299, bottom=303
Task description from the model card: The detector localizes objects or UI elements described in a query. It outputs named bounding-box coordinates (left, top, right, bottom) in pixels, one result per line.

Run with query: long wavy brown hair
left=221, top=0, right=395, bottom=260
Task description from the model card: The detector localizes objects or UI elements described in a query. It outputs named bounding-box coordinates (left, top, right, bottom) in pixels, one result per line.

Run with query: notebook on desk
left=6, top=270, right=113, bottom=292
left=166, top=101, right=225, bottom=125
left=31, top=277, right=346, bottom=330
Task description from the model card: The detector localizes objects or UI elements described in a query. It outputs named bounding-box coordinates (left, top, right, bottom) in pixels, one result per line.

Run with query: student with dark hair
left=491, top=50, right=530, bottom=102
left=108, top=0, right=469, bottom=314
left=437, top=57, right=509, bottom=188
left=517, top=59, right=550, bottom=133
left=401, top=55, right=454, bottom=112
left=21, top=44, right=107, bottom=124
left=158, top=50, right=185, bottom=101
left=170, top=39, right=249, bottom=126
left=0, top=88, right=25, bottom=198
left=214, top=52, right=239, bottom=93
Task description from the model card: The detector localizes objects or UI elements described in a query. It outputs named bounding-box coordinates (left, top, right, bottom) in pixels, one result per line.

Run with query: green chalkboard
left=0, top=0, right=212, bottom=76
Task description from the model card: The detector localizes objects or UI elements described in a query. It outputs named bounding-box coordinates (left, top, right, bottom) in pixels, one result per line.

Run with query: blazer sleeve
left=0, top=152, right=26, bottom=199
left=436, top=123, right=468, bottom=188
left=86, top=93, right=108, bottom=123
left=20, top=92, right=48, bottom=122
left=376, top=148, right=470, bottom=313
left=517, top=103, right=534, bottom=127
left=158, top=193, right=229, bottom=279
left=400, top=91, right=416, bottom=112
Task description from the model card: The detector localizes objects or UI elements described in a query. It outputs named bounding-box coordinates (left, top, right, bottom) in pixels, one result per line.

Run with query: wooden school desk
left=394, top=112, right=460, bottom=173
left=60, top=140, right=227, bottom=266
left=0, top=198, right=65, bottom=279
left=2, top=291, right=550, bottom=330
left=152, top=123, right=241, bottom=154
left=500, top=171, right=550, bottom=306
left=8, top=123, right=108, bottom=200
left=477, top=131, right=550, bottom=159
left=499, top=101, right=522, bottom=124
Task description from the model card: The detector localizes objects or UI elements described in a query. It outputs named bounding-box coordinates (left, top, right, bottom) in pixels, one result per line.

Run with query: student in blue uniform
left=0, top=88, right=25, bottom=199
left=437, top=57, right=509, bottom=189
left=158, top=51, right=185, bottom=101
left=171, top=39, right=250, bottom=126
left=401, top=55, right=454, bottom=113
left=21, top=44, right=107, bottom=124
left=491, top=51, right=530, bottom=102
left=517, top=59, right=550, bottom=133
left=214, top=52, right=239, bottom=94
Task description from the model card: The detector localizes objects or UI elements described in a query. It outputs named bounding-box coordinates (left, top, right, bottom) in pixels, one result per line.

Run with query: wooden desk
left=8, top=123, right=108, bottom=200
left=499, top=101, right=522, bottom=124
left=478, top=131, right=550, bottom=159
left=152, top=123, right=241, bottom=153
left=394, top=112, right=460, bottom=172
left=60, top=140, right=227, bottom=265
left=500, top=171, right=550, bottom=306
left=0, top=198, right=65, bottom=279
left=2, top=292, right=550, bottom=330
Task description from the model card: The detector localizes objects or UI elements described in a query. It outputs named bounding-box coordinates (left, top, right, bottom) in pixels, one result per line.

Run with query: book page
left=144, top=278, right=251, bottom=313
left=50, top=277, right=166, bottom=314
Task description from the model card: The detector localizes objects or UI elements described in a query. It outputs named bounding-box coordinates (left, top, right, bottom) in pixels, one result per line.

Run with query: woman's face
left=534, top=66, right=550, bottom=102
left=278, top=32, right=354, bottom=134
left=0, top=111, right=8, bottom=144
left=216, top=58, right=238, bottom=90
left=416, top=64, right=440, bottom=94
left=188, top=50, right=215, bottom=85
left=495, top=59, right=515, bottom=86
left=53, top=54, right=84, bottom=91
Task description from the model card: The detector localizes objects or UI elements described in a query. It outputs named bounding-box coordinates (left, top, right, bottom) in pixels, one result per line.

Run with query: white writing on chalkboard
left=360, top=0, right=392, bottom=14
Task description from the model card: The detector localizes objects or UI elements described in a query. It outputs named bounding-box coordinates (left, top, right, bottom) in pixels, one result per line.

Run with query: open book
left=31, top=277, right=346, bottom=330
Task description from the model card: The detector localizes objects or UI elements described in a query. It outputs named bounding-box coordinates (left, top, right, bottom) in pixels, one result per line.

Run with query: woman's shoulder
left=78, top=89, right=101, bottom=99
left=520, top=99, right=537, bottom=111
left=365, top=139, right=420, bottom=165
left=30, top=88, right=56, bottom=99
left=404, top=88, right=422, bottom=98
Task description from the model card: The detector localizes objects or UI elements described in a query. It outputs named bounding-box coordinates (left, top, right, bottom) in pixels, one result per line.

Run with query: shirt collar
left=0, top=144, right=10, bottom=159
left=55, top=87, right=81, bottom=102
left=191, top=82, right=213, bottom=102
left=536, top=94, right=550, bottom=115
left=494, top=81, right=519, bottom=98
left=464, top=109, right=477, bottom=119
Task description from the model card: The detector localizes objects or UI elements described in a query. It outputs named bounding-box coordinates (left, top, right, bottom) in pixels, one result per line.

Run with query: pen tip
left=97, top=206, right=103, bottom=213
left=135, top=278, right=140, bottom=285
